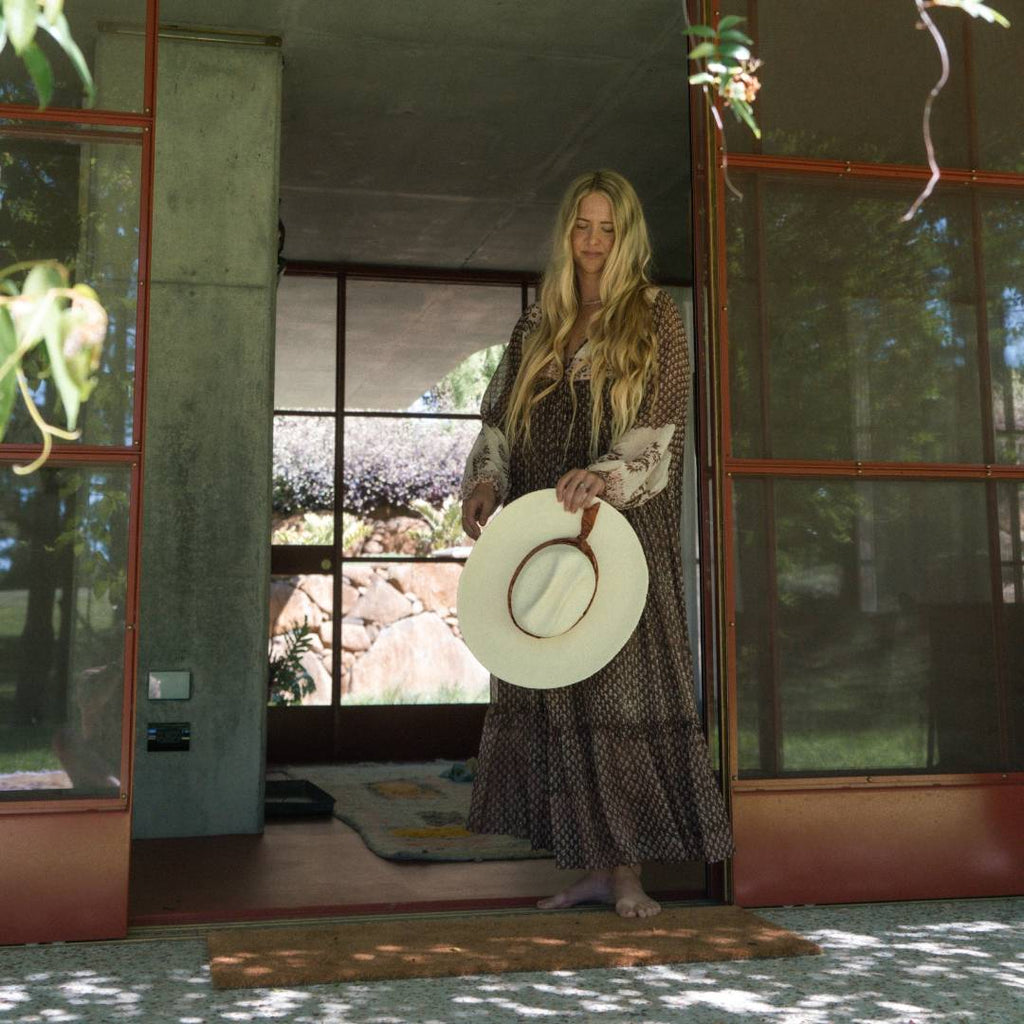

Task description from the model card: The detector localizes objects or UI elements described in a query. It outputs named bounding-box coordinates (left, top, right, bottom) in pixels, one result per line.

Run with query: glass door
left=268, top=268, right=533, bottom=761
left=0, top=1, right=157, bottom=944
left=694, top=0, right=1024, bottom=905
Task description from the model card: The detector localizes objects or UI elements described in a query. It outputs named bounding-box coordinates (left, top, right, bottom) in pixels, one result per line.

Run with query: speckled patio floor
left=0, top=896, right=1020, bottom=1023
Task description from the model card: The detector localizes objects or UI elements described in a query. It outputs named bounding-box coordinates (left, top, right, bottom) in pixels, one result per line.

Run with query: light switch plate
left=148, top=670, right=191, bottom=700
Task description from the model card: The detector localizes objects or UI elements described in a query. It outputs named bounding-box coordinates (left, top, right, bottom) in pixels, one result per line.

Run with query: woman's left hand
left=555, top=469, right=606, bottom=513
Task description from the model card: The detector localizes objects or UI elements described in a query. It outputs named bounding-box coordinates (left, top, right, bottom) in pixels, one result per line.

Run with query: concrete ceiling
left=40, top=1, right=694, bottom=410
left=158, top=0, right=694, bottom=278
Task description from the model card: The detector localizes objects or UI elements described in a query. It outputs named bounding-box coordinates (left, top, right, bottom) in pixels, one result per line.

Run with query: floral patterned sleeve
left=587, top=290, right=689, bottom=510
left=460, top=305, right=540, bottom=504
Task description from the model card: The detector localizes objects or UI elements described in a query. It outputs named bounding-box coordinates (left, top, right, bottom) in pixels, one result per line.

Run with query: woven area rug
left=208, top=905, right=822, bottom=989
left=279, top=761, right=551, bottom=861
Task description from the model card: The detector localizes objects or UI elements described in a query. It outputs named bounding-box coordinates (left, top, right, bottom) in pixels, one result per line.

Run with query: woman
left=460, top=170, right=735, bottom=919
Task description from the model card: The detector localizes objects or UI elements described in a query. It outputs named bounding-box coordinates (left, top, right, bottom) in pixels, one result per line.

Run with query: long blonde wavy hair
left=503, top=169, right=658, bottom=459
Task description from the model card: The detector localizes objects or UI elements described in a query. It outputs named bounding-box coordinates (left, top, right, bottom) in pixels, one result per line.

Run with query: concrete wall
left=132, top=36, right=282, bottom=838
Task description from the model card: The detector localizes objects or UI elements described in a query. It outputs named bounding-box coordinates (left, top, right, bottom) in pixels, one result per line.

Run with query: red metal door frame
left=0, top=1, right=159, bottom=946
left=689, top=0, right=1024, bottom=907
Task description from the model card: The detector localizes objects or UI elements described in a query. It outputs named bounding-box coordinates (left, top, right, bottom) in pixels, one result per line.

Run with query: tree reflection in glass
left=728, top=176, right=984, bottom=463
left=0, top=467, right=130, bottom=799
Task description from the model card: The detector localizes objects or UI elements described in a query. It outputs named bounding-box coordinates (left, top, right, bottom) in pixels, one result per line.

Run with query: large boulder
left=299, top=650, right=332, bottom=706
left=298, top=574, right=334, bottom=616
left=341, top=620, right=371, bottom=651
left=350, top=578, right=413, bottom=626
left=349, top=612, right=489, bottom=702
left=269, top=579, right=323, bottom=635
left=343, top=564, right=376, bottom=588
left=387, top=562, right=461, bottom=616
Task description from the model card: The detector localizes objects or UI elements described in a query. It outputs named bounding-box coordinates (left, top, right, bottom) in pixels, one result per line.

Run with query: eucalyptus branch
left=13, top=368, right=81, bottom=476
left=681, top=4, right=760, bottom=200
left=0, top=336, right=37, bottom=389
left=0, top=4, right=109, bottom=472
left=0, top=259, right=64, bottom=280
left=903, top=2, right=954, bottom=221
left=903, top=0, right=1010, bottom=220
left=0, top=264, right=109, bottom=466
left=0, top=0, right=96, bottom=107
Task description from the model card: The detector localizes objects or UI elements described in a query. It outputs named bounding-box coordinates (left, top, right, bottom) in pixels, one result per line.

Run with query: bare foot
left=537, top=869, right=614, bottom=910
left=612, top=864, right=662, bottom=919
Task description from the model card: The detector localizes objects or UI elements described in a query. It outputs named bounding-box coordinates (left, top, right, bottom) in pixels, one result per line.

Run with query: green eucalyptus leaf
left=19, top=40, right=54, bottom=108
left=707, top=60, right=729, bottom=75
left=933, top=0, right=1010, bottom=27
left=716, top=14, right=747, bottom=32
left=685, top=24, right=717, bottom=38
left=41, top=300, right=82, bottom=429
left=2, top=0, right=36, bottom=53
left=0, top=16, right=8, bottom=57
left=38, top=13, right=96, bottom=107
left=0, top=307, right=17, bottom=444
left=43, top=0, right=63, bottom=24
left=22, top=263, right=64, bottom=297
left=718, top=28, right=754, bottom=45
left=716, top=41, right=751, bottom=61
left=688, top=71, right=717, bottom=86
left=731, top=98, right=762, bottom=139
left=688, top=41, right=718, bottom=60
left=16, top=293, right=55, bottom=348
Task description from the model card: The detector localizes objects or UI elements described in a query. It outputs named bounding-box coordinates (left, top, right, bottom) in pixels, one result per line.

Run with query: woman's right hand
left=461, top=481, right=498, bottom=540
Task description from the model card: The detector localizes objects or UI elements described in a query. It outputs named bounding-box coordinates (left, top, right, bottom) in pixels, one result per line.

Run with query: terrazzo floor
left=0, top=896, right=1021, bottom=1023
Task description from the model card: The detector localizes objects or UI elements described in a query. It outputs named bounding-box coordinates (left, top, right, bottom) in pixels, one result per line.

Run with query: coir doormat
left=277, top=761, right=551, bottom=862
left=208, top=904, right=822, bottom=989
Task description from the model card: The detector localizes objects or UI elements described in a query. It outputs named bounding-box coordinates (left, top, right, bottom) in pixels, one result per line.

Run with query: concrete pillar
left=132, top=34, right=281, bottom=838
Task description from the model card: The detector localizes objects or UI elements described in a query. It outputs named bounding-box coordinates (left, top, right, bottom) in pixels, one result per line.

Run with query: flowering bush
left=272, top=415, right=335, bottom=514
left=343, top=418, right=476, bottom=514
left=272, top=414, right=475, bottom=516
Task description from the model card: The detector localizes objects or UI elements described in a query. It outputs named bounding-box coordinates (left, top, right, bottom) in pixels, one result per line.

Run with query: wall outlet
left=148, top=670, right=191, bottom=700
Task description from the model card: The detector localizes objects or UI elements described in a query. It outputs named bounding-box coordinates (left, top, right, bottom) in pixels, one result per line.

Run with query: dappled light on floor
left=0, top=898, right=1020, bottom=1022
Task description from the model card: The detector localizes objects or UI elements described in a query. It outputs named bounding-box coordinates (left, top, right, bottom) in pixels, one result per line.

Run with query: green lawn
left=0, top=679, right=60, bottom=774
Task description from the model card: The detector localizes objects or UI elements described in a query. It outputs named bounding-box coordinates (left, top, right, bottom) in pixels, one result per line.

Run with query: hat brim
left=457, top=489, right=649, bottom=688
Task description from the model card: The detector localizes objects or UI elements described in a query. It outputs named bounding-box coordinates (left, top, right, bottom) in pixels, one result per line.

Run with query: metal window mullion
left=332, top=273, right=346, bottom=714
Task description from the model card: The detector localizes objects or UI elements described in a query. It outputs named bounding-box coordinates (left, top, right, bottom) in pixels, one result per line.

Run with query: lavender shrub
left=343, top=418, right=477, bottom=514
left=272, top=414, right=476, bottom=515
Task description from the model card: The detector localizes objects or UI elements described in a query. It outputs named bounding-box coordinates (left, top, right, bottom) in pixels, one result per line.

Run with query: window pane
left=0, top=466, right=130, bottom=800
left=343, top=416, right=478, bottom=557
left=0, top=2, right=147, bottom=112
left=722, top=0, right=970, bottom=167
left=269, top=573, right=333, bottom=707
left=0, top=122, right=142, bottom=447
left=973, top=16, right=1024, bottom=172
left=275, top=275, right=337, bottom=413
left=727, top=175, right=983, bottom=463
left=272, top=415, right=335, bottom=544
left=982, top=194, right=1024, bottom=464
left=734, top=478, right=1009, bottom=777
left=344, top=280, right=522, bottom=413
left=341, top=561, right=488, bottom=706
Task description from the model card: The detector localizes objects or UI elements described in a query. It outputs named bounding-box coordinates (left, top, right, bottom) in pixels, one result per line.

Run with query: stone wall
left=269, top=562, right=489, bottom=705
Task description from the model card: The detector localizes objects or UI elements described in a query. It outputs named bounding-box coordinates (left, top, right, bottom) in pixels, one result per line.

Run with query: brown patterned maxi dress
left=460, top=289, right=735, bottom=870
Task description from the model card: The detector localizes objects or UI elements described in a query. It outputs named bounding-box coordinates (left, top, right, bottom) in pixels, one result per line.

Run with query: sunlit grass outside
left=0, top=587, right=119, bottom=777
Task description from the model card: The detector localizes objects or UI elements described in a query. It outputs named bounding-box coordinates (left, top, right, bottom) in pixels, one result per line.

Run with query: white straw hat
left=457, top=488, right=649, bottom=689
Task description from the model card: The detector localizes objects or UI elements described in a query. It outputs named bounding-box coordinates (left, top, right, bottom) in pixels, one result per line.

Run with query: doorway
left=128, top=0, right=725, bottom=924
